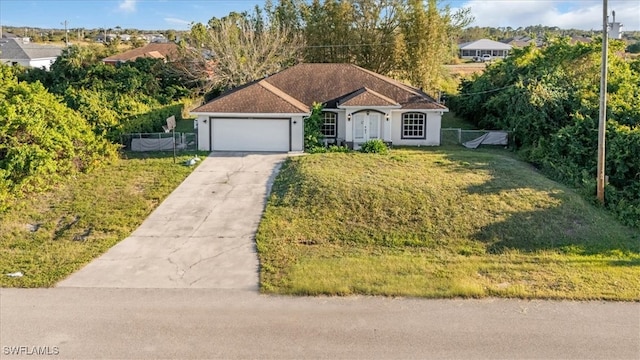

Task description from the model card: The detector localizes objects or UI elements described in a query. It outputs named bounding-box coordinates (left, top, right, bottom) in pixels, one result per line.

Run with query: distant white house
left=0, top=37, right=62, bottom=70
left=459, top=39, right=512, bottom=60
left=96, top=33, right=118, bottom=43
left=140, top=34, right=168, bottom=43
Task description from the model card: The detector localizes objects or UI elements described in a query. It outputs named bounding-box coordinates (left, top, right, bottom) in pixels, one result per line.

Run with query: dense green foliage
left=0, top=65, right=118, bottom=211
left=20, top=46, right=189, bottom=141
left=449, top=38, right=640, bottom=227
left=304, top=103, right=325, bottom=152
left=359, top=139, right=389, bottom=154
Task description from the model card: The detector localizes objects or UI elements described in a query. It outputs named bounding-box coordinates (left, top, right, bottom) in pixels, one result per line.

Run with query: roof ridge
left=258, top=80, right=309, bottom=112
left=349, top=64, right=429, bottom=99
left=360, top=87, right=400, bottom=105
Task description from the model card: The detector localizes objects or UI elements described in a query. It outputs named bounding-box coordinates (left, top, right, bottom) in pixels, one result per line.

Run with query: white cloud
left=165, top=17, right=191, bottom=26
left=118, top=0, right=137, bottom=13
left=459, top=0, right=640, bottom=30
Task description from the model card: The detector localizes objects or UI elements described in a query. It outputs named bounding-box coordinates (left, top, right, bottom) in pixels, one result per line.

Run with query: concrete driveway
left=57, top=152, right=288, bottom=289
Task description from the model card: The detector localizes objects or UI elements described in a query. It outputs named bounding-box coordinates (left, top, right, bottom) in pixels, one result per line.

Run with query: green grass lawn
left=256, top=148, right=640, bottom=300
left=0, top=151, right=207, bottom=287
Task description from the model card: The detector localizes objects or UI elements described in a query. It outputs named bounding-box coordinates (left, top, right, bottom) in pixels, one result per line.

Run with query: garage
left=211, top=118, right=290, bottom=152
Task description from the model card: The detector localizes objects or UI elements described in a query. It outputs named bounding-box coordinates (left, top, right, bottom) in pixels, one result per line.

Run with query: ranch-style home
left=191, top=63, right=448, bottom=152
left=459, top=38, right=512, bottom=60
left=0, top=37, right=62, bottom=71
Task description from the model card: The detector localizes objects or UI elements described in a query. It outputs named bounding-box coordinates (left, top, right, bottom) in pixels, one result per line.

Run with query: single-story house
left=459, top=39, right=512, bottom=60
left=102, top=42, right=178, bottom=65
left=191, top=63, right=448, bottom=152
left=0, top=37, right=62, bottom=70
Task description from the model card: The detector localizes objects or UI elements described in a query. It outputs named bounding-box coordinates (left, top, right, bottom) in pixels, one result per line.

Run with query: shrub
left=360, top=139, right=389, bottom=154
left=0, top=64, right=117, bottom=211
left=307, top=145, right=350, bottom=154
left=304, top=103, right=324, bottom=152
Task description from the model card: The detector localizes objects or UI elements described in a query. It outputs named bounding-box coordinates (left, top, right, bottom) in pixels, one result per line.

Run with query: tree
left=0, top=64, right=117, bottom=209
left=303, top=0, right=356, bottom=63
left=350, top=0, right=402, bottom=74
left=399, top=0, right=472, bottom=95
left=194, top=12, right=304, bottom=90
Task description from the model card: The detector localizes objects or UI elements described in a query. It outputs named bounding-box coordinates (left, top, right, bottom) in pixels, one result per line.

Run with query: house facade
left=191, top=63, right=448, bottom=152
left=0, top=37, right=62, bottom=70
left=459, top=39, right=512, bottom=60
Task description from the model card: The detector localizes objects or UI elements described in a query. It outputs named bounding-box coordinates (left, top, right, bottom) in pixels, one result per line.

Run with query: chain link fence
left=441, top=128, right=509, bottom=146
left=120, top=132, right=198, bottom=152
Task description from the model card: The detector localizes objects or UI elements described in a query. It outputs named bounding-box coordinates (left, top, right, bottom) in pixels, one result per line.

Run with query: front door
left=353, top=112, right=381, bottom=143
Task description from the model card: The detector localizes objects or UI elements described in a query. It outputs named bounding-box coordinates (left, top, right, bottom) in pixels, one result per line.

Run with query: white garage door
left=212, top=118, right=290, bottom=151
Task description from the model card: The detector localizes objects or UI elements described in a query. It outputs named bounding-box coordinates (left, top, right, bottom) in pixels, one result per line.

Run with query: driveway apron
left=57, top=152, right=288, bottom=289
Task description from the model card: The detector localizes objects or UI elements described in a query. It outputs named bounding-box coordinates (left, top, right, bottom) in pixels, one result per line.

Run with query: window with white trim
left=402, top=112, right=426, bottom=139
left=321, top=112, right=337, bottom=138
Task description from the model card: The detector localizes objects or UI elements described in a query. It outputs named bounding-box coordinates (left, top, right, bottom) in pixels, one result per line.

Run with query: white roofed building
left=459, top=39, right=512, bottom=60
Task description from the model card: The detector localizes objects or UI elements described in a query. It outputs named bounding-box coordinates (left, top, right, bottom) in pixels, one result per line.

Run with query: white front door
left=353, top=112, right=381, bottom=142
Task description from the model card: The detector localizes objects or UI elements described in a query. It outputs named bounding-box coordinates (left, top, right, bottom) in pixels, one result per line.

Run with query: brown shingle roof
left=102, top=43, right=179, bottom=63
left=193, top=63, right=446, bottom=114
left=338, top=87, right=400, bottom=107
left=193, top=80, right=308, bottom=114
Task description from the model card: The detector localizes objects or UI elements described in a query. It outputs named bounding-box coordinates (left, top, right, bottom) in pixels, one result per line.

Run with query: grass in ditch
left=0, top=151, right=207, bottom=287
left=256, top=148, right=640, bottom=300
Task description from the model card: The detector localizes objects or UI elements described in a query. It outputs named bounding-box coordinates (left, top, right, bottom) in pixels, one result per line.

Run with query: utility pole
left=596, top=0, right=608, bottom=204
left=61, top=20, right=69, bottom=46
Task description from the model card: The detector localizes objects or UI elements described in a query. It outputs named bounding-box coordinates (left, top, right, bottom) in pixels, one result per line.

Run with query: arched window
left=321, top=112, right=337, bottom=138
left=401, top=112, right=426, bottom=139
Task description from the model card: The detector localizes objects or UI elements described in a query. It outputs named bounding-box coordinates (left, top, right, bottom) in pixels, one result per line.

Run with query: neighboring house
left=96, top=33, right=118, bottom=43
left=0, top=37, right=62, bottom=70
left=459, top=39, right=512, bottom=60
left=191, top=63, right=448, bottom=152
left=102, top=42, right=178, bottom=65
left=139, top=34, right=168, bottom=43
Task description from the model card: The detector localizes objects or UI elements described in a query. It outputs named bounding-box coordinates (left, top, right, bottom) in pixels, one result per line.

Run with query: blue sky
left=1, top=0, right=638, bottom=31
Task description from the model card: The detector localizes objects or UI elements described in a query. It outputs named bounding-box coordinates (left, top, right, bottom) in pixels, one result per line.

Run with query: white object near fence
left=463, top=131, right=509, bottom=149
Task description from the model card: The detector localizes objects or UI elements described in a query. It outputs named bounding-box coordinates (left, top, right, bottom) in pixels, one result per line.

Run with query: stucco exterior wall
left=29, top=58, right=57, bottom=70
left=390, top=111, right=442, bottom=146
left=196, top=116, right=209, bottom=151
left=290, top=115, right=304, bottom=152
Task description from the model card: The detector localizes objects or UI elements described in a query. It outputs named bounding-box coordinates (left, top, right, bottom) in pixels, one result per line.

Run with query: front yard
left=0, top=151, right=207, bottom=287
left=256, top=148, right=640, bottom=300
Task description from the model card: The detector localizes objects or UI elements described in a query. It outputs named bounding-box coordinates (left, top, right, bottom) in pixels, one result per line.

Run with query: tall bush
left=0, top=65, right=117, bottom=211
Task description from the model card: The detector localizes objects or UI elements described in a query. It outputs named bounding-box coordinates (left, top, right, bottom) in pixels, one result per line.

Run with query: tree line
left=180, top=0, right=473, bottom=97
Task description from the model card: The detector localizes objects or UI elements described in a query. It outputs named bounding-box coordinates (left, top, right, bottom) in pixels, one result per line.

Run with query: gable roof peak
left=258, top=80, right=309, bottom=112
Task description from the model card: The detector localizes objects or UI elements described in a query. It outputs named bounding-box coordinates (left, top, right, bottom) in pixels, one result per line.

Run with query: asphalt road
left=1, top=288, right=638, bottom=359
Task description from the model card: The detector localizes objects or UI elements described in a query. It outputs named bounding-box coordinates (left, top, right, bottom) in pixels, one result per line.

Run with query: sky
left=0, top=0, right=638, bottom=32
